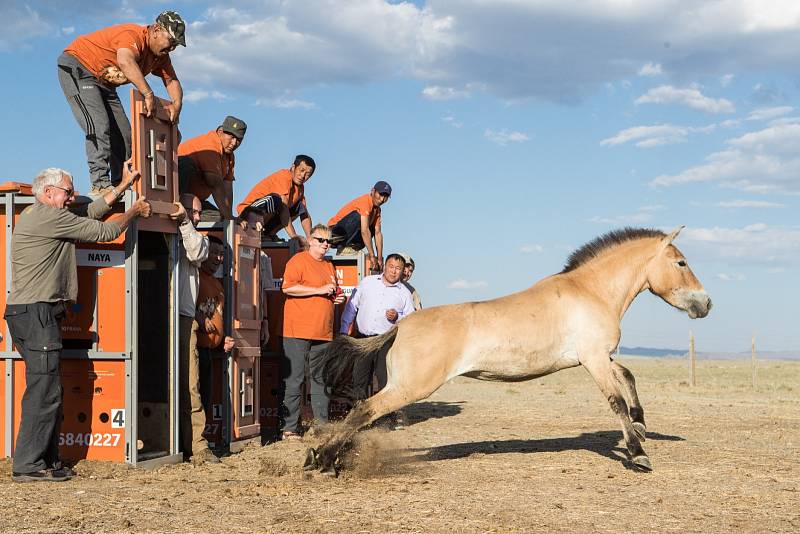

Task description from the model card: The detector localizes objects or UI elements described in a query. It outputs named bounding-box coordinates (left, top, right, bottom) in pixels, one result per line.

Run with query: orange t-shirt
left=177, top=131, right=235, bottom=200
left=197, top=271, right=225, bottom=349
left=64, top=24, right=177, bottom=86
left=282, top=252, right=336, bottom=341
left=236, top=169, right=306, bottom=216
left=327, top=194, right=381, bottom=228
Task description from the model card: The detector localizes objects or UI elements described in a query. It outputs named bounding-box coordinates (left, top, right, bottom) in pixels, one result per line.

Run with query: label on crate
left=111, top=408, right=125, bottom=428
left=212, top=404, right=223, bottom=421
left=76, top=249, right=125, bottom=267
left=59, top=432, right=122, bottom=447
left=239, top=247, right=255, bottom=260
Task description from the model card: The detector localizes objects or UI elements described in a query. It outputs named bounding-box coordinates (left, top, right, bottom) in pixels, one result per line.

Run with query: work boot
left=192, top=448, right=221, bottom=465
left=336, top=245, right=361, bottom=256
left=12, top=469, right=71, bottom=483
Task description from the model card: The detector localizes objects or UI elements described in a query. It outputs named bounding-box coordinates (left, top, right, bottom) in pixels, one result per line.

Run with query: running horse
left=306, top=227, right=712, bottom=474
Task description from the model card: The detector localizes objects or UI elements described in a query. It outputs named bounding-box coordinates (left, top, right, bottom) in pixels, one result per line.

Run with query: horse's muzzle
left=687, top=292, right=712, bottom=319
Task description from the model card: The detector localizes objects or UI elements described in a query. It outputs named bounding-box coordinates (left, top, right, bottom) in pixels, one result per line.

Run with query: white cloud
left=442, top=115, right=463, bottom=128
left=4, top=1, right=800, bottom=105
left=484, top=128, right=529, bottom=146
left=255, top=96, right=316, bottom=109
left=716, top=199, right=785, bottom=209
left=651, top=123, right=800, bottom=194
left=716, top=272, right=746, bottom=282
left=61, top=26, right=75, bottom=36
left=184, top=89, right=231, bottom=103
left=601, top=123, right=715, bottom=148
left=447, top=278, right=488, bottom=290
left=720, top=74, right=735, bottom=87
left=520, top=244, right=543, bottom=254
left=746, top=106, right=794, bottom=121
left=638, top=62, right=663, bottom=77
left=635, top=85, right=735, bottom=113
left=589, top=205, right=666, bottom=225
left=680, top=223, right=800, bottom=265
left=421, top=86, right=469, bottom=100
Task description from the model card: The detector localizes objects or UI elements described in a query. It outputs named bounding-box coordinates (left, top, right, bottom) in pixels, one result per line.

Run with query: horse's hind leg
left=582, top=354, right=651, bottom=471
left=611, top=361, right=646, bottom=442
left=311, top=386, right=416, bottom=474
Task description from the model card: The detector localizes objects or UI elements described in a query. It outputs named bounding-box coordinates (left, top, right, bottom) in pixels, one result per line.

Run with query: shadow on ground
left=403, top=401, right=464, bottom=426
left=405, top=430, right=684, bottom=470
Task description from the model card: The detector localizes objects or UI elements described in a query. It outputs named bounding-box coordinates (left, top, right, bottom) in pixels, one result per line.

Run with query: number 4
left=111, top=409, right=125, bottom=429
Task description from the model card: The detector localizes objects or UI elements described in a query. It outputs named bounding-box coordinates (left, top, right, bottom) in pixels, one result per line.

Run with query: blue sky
left=2, top=0, right=799, bottom=352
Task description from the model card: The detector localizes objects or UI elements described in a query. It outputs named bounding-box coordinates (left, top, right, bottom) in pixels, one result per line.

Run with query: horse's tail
left=317, top=327, right=399, bottom=400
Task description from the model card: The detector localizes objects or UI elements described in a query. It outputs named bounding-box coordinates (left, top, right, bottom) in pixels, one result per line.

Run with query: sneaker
left=281, top=431, right=302, bottom=441
left=336, top=246, right=361, bottom=256
left=12, top=469, right=71, bottom=483
left=51, top=466, right=76, bottom=479
left=191, top=448, right=221, bottom=465
left=88, top=186, right=114, bottom=199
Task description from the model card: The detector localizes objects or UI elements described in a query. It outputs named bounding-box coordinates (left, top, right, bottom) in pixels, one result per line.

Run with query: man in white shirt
left=339, top=253, right=415, bottom=400
left=171, top=193, right=218, bottom=464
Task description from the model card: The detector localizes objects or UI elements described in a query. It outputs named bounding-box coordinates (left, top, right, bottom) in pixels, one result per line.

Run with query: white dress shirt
left=340, top=274, right=415, bottom=335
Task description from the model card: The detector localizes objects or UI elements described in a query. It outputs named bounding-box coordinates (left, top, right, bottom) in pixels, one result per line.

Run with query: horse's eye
left=677, top=260, right=687, bottom=267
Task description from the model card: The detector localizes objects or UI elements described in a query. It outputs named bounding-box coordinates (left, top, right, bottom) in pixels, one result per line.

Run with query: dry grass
left=1, top=357, right=798, bottom=533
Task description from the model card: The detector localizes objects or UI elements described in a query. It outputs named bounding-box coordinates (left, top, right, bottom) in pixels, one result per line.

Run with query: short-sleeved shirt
left=197, top=271, right=225, bottom=349
left=282, top=251, right=336, bottom=341
left=64, top=24, right=177, bottom=86
left=177, top=131, right=235, bottom=201
left=327, top=194, right=381, bottom=229
left=237, top=169, right=306, bottom=216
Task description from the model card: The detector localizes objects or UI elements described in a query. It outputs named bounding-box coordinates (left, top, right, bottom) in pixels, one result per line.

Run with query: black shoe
left=51, top=466, right=75, bottom=479
left=12, top=469, right=70, bottom=483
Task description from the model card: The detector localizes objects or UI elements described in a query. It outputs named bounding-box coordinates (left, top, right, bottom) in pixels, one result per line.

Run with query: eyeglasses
left=311, top=236, right=332, bottom=244
left=50, top=185, right=75, bottom=197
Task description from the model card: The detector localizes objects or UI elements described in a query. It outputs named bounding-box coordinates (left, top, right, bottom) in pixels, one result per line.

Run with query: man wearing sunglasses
left=57, top=10, right=186, bottom=197
left=5, top=165, right=150, bottom=482
left=328, top=181, right=391, bottom=271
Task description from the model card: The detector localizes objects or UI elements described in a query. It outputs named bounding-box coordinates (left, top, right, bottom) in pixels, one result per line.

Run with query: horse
left=305, top=226, right=712, bottom=475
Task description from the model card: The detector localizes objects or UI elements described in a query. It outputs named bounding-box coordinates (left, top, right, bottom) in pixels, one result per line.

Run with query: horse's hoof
left=320, top=465, right=338, bottom=477
left=632, top=455, right=652, bottom=472
left=632, top=422, right=646, bottom=442
left=302, top=448, right=318, bottom=471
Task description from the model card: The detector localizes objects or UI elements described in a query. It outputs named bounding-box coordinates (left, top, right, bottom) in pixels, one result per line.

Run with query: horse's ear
left=663, top=225, right=684, bottom=246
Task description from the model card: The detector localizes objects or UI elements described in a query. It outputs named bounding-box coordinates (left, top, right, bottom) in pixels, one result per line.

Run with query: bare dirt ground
left=1, top=357, right=798, bottom=533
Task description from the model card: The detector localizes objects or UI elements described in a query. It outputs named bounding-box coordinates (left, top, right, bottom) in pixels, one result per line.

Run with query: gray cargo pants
left=3, top=302, right=66, bottom=475
left=281, top=338, right=330, bottom=433
left=57, top=52, right=131, bottom=190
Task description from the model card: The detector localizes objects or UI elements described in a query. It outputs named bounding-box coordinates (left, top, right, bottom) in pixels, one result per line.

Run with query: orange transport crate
left=11, top=359, right=126, bottom=462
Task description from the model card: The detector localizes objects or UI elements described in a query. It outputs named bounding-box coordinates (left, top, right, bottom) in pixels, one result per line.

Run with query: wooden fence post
left=689, top=330, right=696, bottom=387
left=751, top=333, right=757, bottom=389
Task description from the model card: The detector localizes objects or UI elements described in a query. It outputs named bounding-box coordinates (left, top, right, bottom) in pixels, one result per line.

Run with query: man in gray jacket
left=5, top=165, right=150, bottom=482
left=170, top=193, right=218, bottom=463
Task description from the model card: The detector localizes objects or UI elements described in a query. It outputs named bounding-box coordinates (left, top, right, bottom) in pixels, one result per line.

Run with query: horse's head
left=647, top=226, right=712, bottom=319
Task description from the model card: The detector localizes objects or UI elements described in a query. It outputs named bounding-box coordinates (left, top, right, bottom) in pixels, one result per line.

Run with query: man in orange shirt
left=280, top=224, right=345, bottom=439
left=236, top=155, right=316, bottom=239
left=178, top=116, right=247, bottom=221
left=193, top=236, right=234, bottom=463
left=328, top=181, right=391, bottom=271
left=57, top=11, right=185, bottom=196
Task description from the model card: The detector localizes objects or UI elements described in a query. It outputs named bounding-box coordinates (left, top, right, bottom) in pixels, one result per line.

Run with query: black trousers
left=4, top=302, right=66, bottom=474
left=351, top=334, right=388, bottom=400
left=331, top=211, right=375, bottom=251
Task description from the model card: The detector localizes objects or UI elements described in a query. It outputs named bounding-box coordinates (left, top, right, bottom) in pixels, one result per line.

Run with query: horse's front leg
left=611, top=361, right=646, bottom=442
left=582, top=353, right=651, bottom=471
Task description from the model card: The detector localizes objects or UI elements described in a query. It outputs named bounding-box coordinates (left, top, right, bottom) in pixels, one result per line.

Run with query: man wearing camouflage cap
left=57, top=11, right=186, bottom=196
left=177, top=116, right=247, bottom=221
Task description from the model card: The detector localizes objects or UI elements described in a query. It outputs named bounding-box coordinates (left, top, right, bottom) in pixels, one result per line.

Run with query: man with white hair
left=4, top=165, right=150, bottom=482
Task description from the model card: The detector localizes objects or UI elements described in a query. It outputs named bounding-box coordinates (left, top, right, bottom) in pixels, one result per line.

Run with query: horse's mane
left=561, top=227, right=666, bottom=273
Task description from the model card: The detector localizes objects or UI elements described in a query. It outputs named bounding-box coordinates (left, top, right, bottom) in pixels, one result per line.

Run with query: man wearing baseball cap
left=57, top=11, right=186, bottom=197
left=328, top=181, right=391, bottom=271
left=177, top=116, right=247, bottom=221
